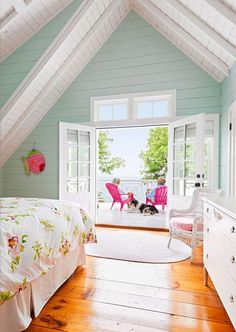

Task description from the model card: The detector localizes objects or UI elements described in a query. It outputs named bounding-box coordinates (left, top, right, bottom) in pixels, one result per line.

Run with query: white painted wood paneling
left=0, top=0, right=74, bottom=61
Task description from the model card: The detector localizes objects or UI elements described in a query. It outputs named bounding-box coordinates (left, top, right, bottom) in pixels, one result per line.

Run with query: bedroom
left=0, top=0, right=236, bottom=331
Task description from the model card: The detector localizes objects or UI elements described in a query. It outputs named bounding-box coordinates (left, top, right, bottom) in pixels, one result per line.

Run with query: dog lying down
left=128, top=199, right=159, bottom=215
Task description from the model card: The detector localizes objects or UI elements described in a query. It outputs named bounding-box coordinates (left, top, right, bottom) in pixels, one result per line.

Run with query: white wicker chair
left=167, top=187, right=224, bottom=263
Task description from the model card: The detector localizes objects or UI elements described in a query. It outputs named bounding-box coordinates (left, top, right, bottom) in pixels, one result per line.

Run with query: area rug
left=85, top=228, right=191, bottom=264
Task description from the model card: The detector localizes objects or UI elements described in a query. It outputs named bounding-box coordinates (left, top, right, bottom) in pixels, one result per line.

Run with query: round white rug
left=86, top=228, right=191, bottom=264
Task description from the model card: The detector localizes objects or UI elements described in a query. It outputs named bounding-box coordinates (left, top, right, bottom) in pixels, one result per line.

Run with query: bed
left=0, top=197, right=96, bottom=332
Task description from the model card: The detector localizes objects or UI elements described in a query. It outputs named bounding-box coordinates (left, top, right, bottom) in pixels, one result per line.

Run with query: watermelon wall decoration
left=21, top=149, right=46, bottom=175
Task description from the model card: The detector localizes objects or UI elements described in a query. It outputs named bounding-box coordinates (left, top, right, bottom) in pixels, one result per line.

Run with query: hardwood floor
left=26, top=230, right=234, bottom=332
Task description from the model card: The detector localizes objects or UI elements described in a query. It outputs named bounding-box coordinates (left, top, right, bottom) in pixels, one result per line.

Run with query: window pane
left=136, top=101, right=152, bottom=118
left=185, top=143, right=196, bottom=160
left=98, top=105, right=113, bottom=121
left=80, top=131, right=90, bottom=145
left=185, top=161, right=196, bottom=178
left=153, top=100, right=168, bottom=117
left=186, top=123, right=196, bottom=141
left=173, top=180, right=184, bottom=195
left=80, top=162, right=90, bottom=177
left=68, top=146, right=78, bottom=161
left=67, top=162, right=78, bottom=178
left=174, top=126, right=184, bottom=143
left=78, top=179, right=90, bottom=192
left=174, top=162, right=184, bottom=177
left=67, top=130, right=78, bottom=144
left=185, top=180, right=195, bottom=196
left=174, top=144, right=184, bottom=161
left=79, top=146, right=90, bottom=161
left=67, top=178, right=77, bottom=193
left=113, top=104, right=128, bottom=120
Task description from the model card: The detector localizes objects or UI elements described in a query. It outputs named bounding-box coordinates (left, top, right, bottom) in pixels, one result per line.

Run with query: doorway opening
left=96, top=125, right=168, bottom=229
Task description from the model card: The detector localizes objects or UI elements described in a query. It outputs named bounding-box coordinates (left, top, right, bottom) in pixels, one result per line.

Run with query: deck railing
left=98, top=178, right=157, bottom=203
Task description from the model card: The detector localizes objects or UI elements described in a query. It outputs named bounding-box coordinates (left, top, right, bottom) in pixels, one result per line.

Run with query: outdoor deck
left=97, top=202, right=167, bottom=229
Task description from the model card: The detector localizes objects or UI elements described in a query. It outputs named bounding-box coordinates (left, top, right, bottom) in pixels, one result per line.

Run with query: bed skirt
left=0, top=245, right=86, bottom=332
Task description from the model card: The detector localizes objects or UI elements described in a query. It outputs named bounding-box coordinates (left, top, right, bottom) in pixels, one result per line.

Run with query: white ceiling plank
left=134, top=4, right=222, bottom=82
left=8, top=0, right=27, bottom=13
left=0, top=0, right=131, bottom=167
left=154, top=0, right=236, bottom=60
left=0, top=0, right=74, bottom=62
left=204, top=0, right=236, bottom=26
left=136, top=0, right=229, bottom=76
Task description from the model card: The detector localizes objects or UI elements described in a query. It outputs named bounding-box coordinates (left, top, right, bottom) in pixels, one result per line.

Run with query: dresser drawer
left=204, top=203, right=236, bottom=243
left=205, top=230, right=236, bottom=283
left=204, top=245, right=236, bottom=329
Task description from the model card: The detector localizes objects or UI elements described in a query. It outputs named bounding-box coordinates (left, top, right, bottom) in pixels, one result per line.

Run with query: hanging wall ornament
left=21, top=149, right=46, bottom=175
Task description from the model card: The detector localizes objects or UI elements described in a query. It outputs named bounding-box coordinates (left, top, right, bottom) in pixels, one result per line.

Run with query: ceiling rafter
left=152, top=0, right=236, bottom=60
left=204, top=0, right=236, bottom=26
left=0, top=0, right=130, bottom=166
left=0, top=0, right=74, bottom=63
left=8, top=0, right=27, bottom=13
left=133, top=4, right=223, bottom=82
left=0, top=0, right=32, bottom=30
left=0, top=0, right=95, bottom=121
left=134, top=0, right=229, bottom=78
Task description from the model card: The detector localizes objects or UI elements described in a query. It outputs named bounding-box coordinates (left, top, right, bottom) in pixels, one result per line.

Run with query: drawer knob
left=230, top=226, right=236, bottom=233
left=207, top=227, right=210, bottom=233
left=229, top=295, right=234, bottom=303
left=206, top=207, right=209, bottom=213
left=206, top=254, right=208, bottom=259
left=231, top=256, right=235, bottom=263
left=213, top=209, right=223, bottom=221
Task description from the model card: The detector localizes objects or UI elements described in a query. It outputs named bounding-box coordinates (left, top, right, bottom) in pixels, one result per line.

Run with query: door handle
left=195, top=183, right=201, bottom=187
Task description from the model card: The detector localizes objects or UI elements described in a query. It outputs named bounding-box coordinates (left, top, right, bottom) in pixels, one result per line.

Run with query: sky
left=98, top=126, right=155, bottom=180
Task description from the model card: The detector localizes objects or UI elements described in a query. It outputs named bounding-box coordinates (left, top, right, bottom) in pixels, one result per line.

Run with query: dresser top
left=203, top=196, right=236, bottom=220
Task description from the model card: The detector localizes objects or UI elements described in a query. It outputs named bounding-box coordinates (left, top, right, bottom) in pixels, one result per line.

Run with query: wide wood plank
left=28, top=296, right=234, bottom=332
left=25, top=230, right=234, bottom=332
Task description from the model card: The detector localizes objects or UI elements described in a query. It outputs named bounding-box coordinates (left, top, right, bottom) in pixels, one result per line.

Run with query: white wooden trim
left=0, top=0, right=131, bottom=168
left=206, top=113, right=219, bottom=188
left=135, top=0, right=229, bottom=77
left=204, top=0, right=236, bottom=26
left=0, top=0, right=94, bottom=115
left=0, top=0, right=74, bottom=62
left=8, top=0, right=27, bottom=13
left=90, top=90, right=176, bottom=124
left=159, top=0, right=236, bottom=60
left=228, top=100, right=236, bottom=197
left=134, top=3, right=223, bottom=83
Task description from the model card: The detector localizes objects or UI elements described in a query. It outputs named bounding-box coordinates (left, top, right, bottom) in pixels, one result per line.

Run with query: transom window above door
left=91, top=90, right=176, bottom=124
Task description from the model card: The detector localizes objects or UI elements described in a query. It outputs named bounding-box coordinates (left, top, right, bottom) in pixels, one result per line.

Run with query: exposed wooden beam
left=204, top=0, right=236, bottom=26
left=0, top=0, right=130, bottom=166
left=8, top=0, right=27, bottom=13
left=135, top=0, right=229, bottom=77
left=134, top=3, right=223, bottom=82
left=152, top=0, right=236, bottom=60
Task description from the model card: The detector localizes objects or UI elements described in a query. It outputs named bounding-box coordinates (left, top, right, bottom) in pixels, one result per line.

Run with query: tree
left=98, top=131, right=126, bottom=174
left=139, top=127, right=168, bottom=179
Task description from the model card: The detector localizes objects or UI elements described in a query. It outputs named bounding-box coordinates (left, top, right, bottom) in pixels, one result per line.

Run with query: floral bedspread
left=0, top=197, right=96, bottom=304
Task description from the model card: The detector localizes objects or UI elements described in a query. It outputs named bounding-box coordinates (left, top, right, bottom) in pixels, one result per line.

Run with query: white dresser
left=203, top=197, right=236, bottom=329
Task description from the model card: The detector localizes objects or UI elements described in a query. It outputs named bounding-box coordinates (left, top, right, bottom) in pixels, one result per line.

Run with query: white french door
left=59, top=122, right=96, bottom=219
left=168, top=114, right=206, bottom=210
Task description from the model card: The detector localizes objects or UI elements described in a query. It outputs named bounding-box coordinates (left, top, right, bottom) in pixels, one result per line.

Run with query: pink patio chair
left=146, top=185, right=167, bottom=210
left=105, top=183, right=133, bottom=211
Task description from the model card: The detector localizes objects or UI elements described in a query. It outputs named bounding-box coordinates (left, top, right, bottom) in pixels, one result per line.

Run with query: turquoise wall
left=220, top=63, right=236, bottom=192
left=1, top=11, right=222, bottom=198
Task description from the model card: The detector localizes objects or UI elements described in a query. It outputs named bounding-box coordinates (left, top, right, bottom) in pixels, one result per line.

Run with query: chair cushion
left=170, top=216, right=203, bottom=232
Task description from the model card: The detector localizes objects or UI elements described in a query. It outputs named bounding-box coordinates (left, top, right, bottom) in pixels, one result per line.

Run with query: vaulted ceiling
left=0, top=0, right=236, bottom=167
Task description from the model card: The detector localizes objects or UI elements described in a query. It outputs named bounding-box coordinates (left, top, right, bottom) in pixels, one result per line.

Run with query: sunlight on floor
left=97, top=202, right=167, bottom=228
